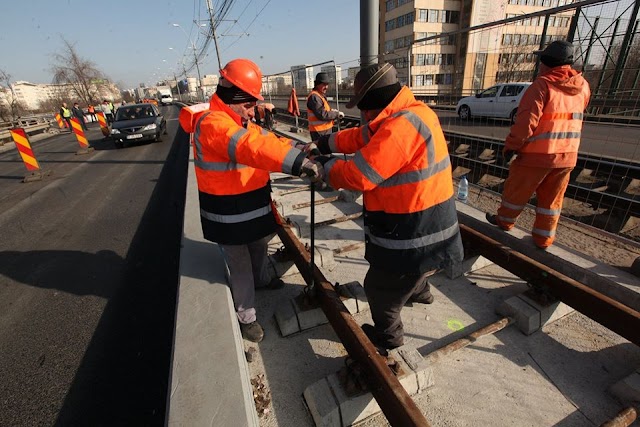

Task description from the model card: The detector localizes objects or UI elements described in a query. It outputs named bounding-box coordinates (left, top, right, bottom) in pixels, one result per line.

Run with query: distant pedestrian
left=102, top=100, right=114, bottom=124
left=72, top=102, right=88, bottom=131
left=486, top=40, right=591, bottom=249
left=59, top=102, right=72, bottom=131
left=87, top=104, right=96, bottom=122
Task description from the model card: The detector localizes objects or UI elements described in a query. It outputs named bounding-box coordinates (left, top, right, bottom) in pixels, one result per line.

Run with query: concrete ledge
left=167, top=152, right=258, bottom=426
left=497, top=293, right=575, bottom=335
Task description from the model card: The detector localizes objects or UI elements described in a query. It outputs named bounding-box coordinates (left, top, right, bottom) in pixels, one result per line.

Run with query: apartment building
left=381, top=0, right=573, bottom=95
left=6, top=80, right=121, bottom=111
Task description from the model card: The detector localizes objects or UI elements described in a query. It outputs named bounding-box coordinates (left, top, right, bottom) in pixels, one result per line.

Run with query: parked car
left=456, top=82, right=531, bottom=124
left=110, top=103, right=167, bottom=148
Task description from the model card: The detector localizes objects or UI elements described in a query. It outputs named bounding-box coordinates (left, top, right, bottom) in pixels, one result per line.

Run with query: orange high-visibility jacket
left=306, top=90, right=334, bottom=133
left=318, top=86, right=463, bottom=274
left=505, top=65, right=590, bottom=168
left=187, top=94, right=306, bottom=244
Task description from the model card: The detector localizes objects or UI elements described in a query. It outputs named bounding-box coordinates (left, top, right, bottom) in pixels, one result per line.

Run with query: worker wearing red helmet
left=180, top=58, right=322, bottom=342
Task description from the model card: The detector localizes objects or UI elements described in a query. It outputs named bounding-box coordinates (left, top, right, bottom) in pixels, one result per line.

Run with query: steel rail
left=459, top=223, right=640, bottom=346
left=600, top=407, right=637, bottom=427
left=275, top=213, right=430, bottom=426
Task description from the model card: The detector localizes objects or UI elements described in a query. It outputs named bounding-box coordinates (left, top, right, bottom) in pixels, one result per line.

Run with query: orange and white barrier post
left=97, top=112, right=110, bottom=137
left=54, top=113, right=66, bottom=129
left=9, top=127, right=48, bottom=182
left=70, top=117, right=94, bottom=154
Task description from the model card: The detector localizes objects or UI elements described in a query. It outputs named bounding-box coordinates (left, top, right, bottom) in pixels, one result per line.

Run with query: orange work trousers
left=496, top=162, right=572, bottom=248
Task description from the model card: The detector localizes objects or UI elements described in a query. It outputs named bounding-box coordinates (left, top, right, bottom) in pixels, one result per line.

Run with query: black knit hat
left=534, top=40, right=574, bottom=67
left=216, top=78, right=258, bottom=104
left=346, top=63, right=398, bottom=109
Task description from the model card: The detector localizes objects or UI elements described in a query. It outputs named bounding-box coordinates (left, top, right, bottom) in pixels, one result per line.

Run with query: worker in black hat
left=486, top=40, right=591, bottom=249
left=306, top=72, right=344, bottom=140
left=308, top=63, right=463, bottom=352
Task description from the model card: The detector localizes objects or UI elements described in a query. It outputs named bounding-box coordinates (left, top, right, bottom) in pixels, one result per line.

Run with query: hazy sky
left=1, top=0, right=361, bottom=89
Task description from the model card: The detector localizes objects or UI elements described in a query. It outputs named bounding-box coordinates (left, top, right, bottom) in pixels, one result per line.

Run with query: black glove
left=315, top=155, right=333, bottom=167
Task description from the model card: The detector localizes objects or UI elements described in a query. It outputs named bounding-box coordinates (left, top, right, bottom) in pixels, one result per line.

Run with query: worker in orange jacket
left=179, top=58, right=323, bottom=343
left=309, top=63, right=464, bottom=351
left=306, top=72, right=344, bottom=140
left=486, top=41, right=591, bottom=249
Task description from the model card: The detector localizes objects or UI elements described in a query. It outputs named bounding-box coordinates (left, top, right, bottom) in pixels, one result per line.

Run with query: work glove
left=314, top=155, right=333, bottom=167
left=300, top=158, right=324, bottom=183
left=294, top=142, right=321, bottom=158
left=331, top=109, right=345, bottom=119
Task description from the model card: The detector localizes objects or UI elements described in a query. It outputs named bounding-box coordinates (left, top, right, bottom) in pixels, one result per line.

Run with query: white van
left=456, top=82, right=531, bottom=124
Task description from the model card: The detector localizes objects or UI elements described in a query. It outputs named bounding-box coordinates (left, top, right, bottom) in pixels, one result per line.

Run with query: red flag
left=287, top=88, right=300, bottom=117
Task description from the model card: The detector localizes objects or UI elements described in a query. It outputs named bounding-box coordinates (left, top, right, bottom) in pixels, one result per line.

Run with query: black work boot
left=409, top=290, right=434, bottom=304
left=361, top=323, right=400, bottom=354
left=485, top=212, right=499, bottom=226
left=240, top=321, right=264, bottom=343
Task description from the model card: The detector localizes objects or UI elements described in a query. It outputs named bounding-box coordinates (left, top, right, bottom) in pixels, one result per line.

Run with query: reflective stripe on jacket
left=520, top=83, right=587, bottom=156
left=191, top=94, right=306, bottom=244
left=306, top=90, right=333, bottom=133
left=322, top=86, right=463, bottom=274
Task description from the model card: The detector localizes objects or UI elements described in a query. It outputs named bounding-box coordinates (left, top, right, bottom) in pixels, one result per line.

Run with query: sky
left=0, top=0, right=361, bottom=89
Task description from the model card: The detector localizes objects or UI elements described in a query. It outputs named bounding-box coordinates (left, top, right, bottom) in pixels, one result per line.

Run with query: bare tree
left=0, top=69, right=25, bottom=125
left=497, top=42, right=537, bottom=83
left=51, top=37, right=109, bottom=105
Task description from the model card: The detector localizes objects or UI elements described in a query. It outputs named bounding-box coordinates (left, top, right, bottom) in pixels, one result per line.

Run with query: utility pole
left=206, top=0, right=223, bottom=70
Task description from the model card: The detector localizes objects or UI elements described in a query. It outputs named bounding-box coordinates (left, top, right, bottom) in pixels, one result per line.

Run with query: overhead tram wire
left=221, top=0, right=272, bottom=52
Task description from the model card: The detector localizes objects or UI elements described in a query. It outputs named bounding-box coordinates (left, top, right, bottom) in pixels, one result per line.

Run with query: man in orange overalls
left=486, top=41, right=591, bottom=249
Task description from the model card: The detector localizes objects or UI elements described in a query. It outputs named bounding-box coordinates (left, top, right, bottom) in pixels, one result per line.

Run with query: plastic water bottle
left=457, top=175, right=469, bottom=202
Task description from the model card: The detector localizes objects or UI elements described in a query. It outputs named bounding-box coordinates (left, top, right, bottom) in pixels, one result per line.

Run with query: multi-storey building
left=290, top=65, right=315, bottom=93
left=381, top=0, right=573, bottom=95
left=6, top=80, right=121, bottom=111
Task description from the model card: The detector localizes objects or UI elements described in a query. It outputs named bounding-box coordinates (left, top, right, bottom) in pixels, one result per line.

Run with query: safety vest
left=88, top=105, right=95, bottom=113
left=188, top=94, right=306, bottom=245
left=520, top=81, right=589, bottom=156
left=307, top=90, right=333, bottom=133
left=323, top=86, right=463, bottom=274
left=61, top=107, right=71, bottom=118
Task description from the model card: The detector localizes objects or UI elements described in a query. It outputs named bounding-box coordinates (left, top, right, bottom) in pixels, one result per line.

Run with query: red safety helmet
left=219, top=58, right=264, bottom=101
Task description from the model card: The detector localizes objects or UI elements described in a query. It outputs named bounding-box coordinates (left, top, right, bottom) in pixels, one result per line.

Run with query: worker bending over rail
left=308, top=63, right=464, bottom=351
left=179, top=58, right=323, bottom=343
left=486, top=40, right=591, bottom=249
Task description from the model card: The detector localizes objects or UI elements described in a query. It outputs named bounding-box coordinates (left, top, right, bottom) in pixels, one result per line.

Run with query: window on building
left=385, top=40, right=394, bottom=52
left=417, top=9, right=428, bottom=22
left=386, top=0, right=395, bottom=11
left=428, top=9, right=439, bottom=23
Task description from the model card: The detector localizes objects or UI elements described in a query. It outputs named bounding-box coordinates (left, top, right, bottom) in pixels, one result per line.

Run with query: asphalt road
left=269, top=97, right=640, bottom=162
left=0, top=105, right=189, bottom=426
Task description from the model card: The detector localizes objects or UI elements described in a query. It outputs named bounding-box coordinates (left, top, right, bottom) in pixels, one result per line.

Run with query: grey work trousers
left=364, top=266, right=432, bottom=348
left=219, top=234, right=273, bottom=324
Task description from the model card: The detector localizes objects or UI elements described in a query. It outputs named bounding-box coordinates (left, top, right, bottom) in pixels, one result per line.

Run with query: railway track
left=273, top=111, right=640, bottom=237
left=257, top=121, right=640, bottom=426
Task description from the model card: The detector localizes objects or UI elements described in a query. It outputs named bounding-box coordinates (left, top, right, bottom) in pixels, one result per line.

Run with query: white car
left=456, top=82, right=531, bottom=124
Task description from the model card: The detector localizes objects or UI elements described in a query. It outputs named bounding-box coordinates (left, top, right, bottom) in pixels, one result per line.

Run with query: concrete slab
left=303, top=347, right=435, bottom=427
left=457, top=202, right=640, bottom=312
left=496, top=292, right=575, bottom=336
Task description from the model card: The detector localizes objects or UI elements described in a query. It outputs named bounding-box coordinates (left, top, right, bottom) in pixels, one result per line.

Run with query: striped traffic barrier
left=54, top=113, right=66, bottom=129
left=70, top=118, right=94, bottom=155
left=9, top=127, right=49, bottom=182
left=97, top=112, right=110, bottom=137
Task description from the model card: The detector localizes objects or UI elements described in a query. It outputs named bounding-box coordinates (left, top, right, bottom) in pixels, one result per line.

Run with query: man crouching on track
left=309, top=63, right=464, bottom=351
left=179, top=58, right=323, bottom=343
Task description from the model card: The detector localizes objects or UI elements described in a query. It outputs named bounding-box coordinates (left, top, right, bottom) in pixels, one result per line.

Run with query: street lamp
left=172, top=23, right=203, bottom=100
